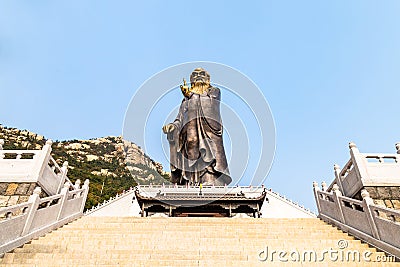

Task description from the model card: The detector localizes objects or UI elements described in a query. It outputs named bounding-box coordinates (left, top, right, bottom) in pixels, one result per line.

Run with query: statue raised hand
left=180, top=78, right=191, bottom=98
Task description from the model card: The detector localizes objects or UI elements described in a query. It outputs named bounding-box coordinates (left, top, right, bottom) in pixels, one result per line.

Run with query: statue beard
left=191, top=81, right=210, bottom=94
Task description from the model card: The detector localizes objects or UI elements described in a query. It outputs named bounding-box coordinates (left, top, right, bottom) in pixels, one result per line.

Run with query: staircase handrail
left=0, top=180, right=90, bottom=255
left=313, top=182, right=400, bottom=259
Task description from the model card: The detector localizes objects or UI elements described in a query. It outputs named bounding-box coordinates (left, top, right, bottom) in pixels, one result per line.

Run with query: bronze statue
left=162, top=68, right=231, bottom=186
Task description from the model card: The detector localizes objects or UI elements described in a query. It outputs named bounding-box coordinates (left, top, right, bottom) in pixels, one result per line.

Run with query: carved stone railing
left=331, top=142, right=400, bottom=197
left=0, top=140, right=72, bottom=195
left=0, top=180, right=89, bottom=255
left=313, top=182, right=400, bottom=259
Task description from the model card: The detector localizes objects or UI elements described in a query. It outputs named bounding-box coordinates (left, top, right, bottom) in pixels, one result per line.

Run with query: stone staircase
left=0, top=217, right=397, bottom=266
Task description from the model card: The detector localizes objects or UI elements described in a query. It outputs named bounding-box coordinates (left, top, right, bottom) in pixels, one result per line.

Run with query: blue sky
left=1, top=1, right=400, bottom=211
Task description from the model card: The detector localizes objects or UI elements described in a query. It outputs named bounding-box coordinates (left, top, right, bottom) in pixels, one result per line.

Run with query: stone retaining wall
left=0, top=182, right=47, bottom=207
left=362, top=186, right=400, bottom=210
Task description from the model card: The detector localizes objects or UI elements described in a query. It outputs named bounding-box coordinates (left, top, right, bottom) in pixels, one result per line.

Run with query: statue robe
left=167, top=86, right=231, bottom=185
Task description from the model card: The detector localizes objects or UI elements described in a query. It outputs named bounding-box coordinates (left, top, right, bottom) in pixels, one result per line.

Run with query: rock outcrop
left=0, top=124, right=170, bottom=209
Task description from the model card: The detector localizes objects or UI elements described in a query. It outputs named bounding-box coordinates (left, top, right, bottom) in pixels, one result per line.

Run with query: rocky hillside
left=0, top=125, right=170, bottom=210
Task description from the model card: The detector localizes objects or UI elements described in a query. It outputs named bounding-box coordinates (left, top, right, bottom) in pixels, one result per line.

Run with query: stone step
left=53, top=226, right=350, bottom=230
left=1, top=217, right=396, bottom=266
left=7, top=247, right=382, bottom=259
left=65, top=221, right=330, bottom=226
left=63, top=221, right=332, bottom=225
left=67, top=218, right=327, bottom=224
left=40, top=233, right=356, bottom=239
left=33, top=242, right=355, bottom=248
left=51, top=225, right=344, bottom=229
left=1, top=259, right=397, bottom=267
left=48, top=228, right=347, bottom=234
left=23, top=236, right=373, bottom=249
left=17, top=242, right=372, bottom=252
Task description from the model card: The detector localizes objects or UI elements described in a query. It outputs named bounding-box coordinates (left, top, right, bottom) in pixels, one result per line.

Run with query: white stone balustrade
left=0, top=140, right=72, bottom=195
left=313, top=182, right=400, bottom=259
left=330, top=142, right=400, bottom=197
left=0, top=179, right=89, bottom=255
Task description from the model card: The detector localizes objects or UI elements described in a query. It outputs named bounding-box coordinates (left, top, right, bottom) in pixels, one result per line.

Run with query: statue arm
left=172, top=99, right=185, bottom=130
left=162, top=99, right=184, bottom=141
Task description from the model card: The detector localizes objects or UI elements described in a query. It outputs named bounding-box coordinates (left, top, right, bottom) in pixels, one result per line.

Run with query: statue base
left=134, top=185, right=266, bottom=218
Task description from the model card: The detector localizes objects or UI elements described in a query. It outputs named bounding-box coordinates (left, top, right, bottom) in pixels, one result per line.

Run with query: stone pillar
left=256, top=203, right=260, bottom=218
left=333, top=164, right=344, bottom=193
left=57, top=182, right=71, bottom=220
left=332, top=184, right=346, bottom=224
left=74, top=179, right=81, bottom=190
left=80, top=179, right=90, bottom=213
left=30, top=140, right=53, bottom=185
left=361, top=189, right=380, bottom=240
left=312, top=182, right=321, bottom=213
left=57, top=161, right=69, bottom=193
left=349, top=142, right=370, bottom=185
left=22, top=187, right=42, bottom=235
left=321, top=181, right=327, bottom=192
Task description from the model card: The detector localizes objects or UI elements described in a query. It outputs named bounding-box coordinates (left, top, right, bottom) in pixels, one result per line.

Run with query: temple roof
left=134, top=185, right=267, bottom=202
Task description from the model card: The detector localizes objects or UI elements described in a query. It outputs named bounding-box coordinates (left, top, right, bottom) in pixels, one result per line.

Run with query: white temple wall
left=261, top=191, right=315, bottom=218
left=87, top=191, right=141, bottom=217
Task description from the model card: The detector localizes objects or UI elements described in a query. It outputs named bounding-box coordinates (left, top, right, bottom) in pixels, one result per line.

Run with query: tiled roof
left=134, top=186, right=266, bottom=201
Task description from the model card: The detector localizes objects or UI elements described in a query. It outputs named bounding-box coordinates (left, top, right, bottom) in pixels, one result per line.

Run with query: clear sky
left=1, top=1, right=400, bottom=212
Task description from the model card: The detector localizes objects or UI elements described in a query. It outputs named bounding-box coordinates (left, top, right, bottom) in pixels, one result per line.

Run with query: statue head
left=190, top=68, right=210, bottom=87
